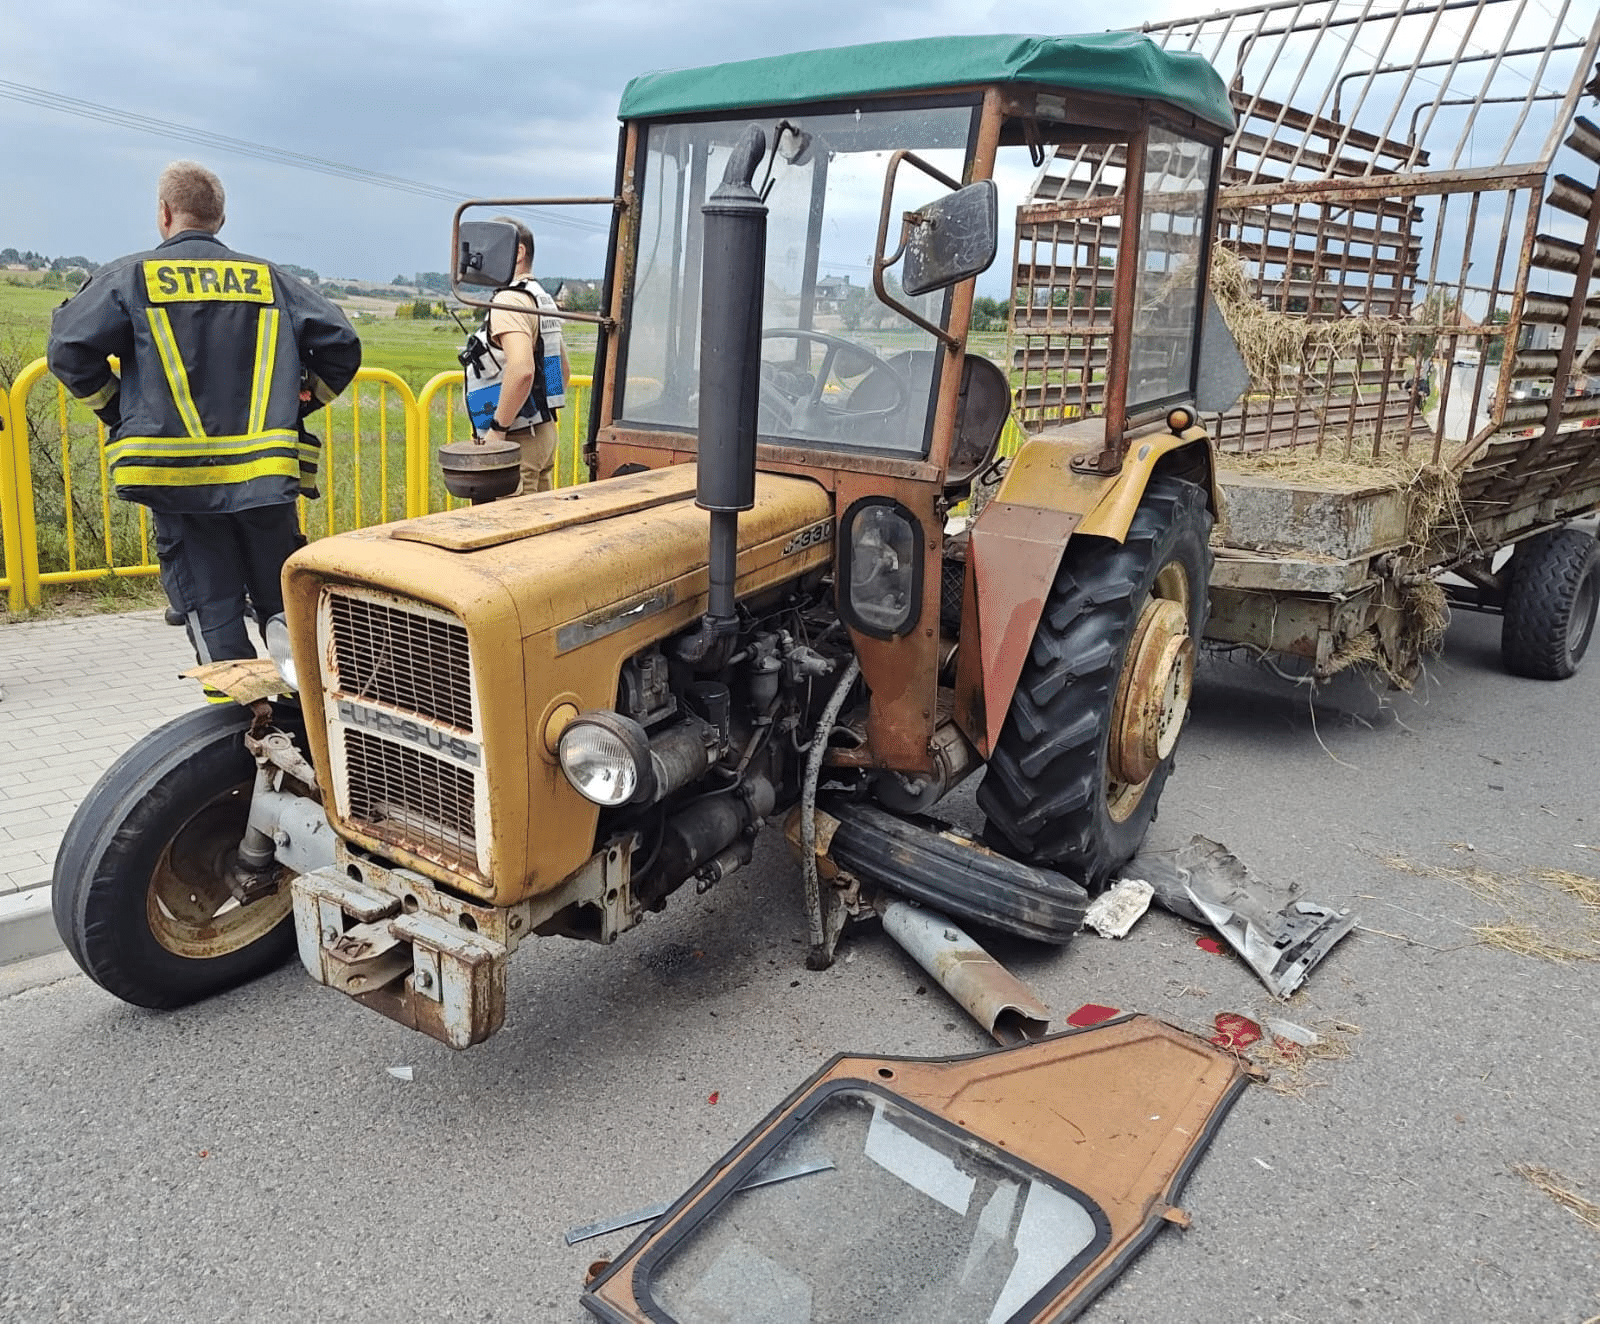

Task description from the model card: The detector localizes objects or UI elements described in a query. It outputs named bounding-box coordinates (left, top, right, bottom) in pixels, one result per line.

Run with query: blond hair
left=158, top=161, right=225, bottom=232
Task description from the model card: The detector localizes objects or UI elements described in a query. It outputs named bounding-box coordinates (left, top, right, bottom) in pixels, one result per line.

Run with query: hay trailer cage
left=1013, top=0, right=1600, bottom=682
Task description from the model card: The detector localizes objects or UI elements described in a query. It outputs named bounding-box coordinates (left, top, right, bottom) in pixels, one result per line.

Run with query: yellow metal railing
left=2, top=358, right=592, bottom=611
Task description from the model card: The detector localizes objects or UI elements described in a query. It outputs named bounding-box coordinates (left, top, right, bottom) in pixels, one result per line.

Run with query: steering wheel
left=759, top=328, right=909, bottom=435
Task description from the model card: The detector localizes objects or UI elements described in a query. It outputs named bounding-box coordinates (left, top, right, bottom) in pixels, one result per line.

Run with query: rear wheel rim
left=1107, top=560, right=1194, bottom=823
left=145, top=781, right=292, bottom=959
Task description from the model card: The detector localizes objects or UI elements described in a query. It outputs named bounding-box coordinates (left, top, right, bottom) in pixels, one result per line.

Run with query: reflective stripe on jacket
left=47, top=231, right=361, bottom=514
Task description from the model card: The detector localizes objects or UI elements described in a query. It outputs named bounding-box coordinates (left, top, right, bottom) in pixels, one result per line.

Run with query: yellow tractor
left=53, top=33, right=1242, bottom=1047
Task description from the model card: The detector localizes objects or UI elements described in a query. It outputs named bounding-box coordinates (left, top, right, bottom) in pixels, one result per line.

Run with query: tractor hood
left=285, top=464, right=834, bottom=660
left=280, top=465, right=835, bottom=904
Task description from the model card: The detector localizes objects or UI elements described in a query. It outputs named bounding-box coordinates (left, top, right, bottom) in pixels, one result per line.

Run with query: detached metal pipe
left=880, top=900, right=1051, bottom=1046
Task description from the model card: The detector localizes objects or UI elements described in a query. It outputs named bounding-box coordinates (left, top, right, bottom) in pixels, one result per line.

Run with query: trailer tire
left=1501, top=527, right=1600, bottom=680
left=978, top=476, right=1211, bottom=889
left=53, top=704, right=299, bottom=1009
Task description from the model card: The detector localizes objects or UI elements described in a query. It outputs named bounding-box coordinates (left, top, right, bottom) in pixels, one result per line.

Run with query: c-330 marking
left=783, top=519, right=835, bottom=556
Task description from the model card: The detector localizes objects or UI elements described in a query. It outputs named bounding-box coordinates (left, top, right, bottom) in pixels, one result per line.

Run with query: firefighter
left=47, top=160, right=361, bottom=663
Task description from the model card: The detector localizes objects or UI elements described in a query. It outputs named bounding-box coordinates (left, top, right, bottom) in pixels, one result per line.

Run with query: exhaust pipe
left=880, top=900, right=1051, bottom=1046
left=680, top=123, right=767, bottom=663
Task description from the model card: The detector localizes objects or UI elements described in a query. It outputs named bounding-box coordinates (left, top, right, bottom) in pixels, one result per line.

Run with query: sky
left=0, top=0, right=1200, bottom=284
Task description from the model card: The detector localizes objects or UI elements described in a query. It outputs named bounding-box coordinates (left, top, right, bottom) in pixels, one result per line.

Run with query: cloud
left=2, top=0, right=1196, bottom=279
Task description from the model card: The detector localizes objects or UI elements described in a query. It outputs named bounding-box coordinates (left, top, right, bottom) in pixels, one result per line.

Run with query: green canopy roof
left=617, top=32, right=1234, bottom=130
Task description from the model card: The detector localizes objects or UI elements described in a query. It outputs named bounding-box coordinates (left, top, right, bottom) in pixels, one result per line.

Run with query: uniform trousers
left=153, top=504, right=304, bottom=663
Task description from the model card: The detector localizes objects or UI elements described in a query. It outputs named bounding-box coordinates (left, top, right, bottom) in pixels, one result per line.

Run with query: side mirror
left=874, top=153, right=999, bottom=348
left=456, top=220, right=520, bottom=289
left=901, top=181, right=999, bottom=298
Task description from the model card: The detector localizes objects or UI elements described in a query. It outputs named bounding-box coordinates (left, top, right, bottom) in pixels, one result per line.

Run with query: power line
left=0, top=79, right=611, bottom=236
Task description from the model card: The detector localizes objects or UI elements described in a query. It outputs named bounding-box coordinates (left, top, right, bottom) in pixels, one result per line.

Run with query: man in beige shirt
left=481, top=218, right=571, bottom=493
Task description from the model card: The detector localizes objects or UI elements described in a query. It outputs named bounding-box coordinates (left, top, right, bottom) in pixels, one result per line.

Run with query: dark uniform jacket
left=47, top=230, right=362, bottom=514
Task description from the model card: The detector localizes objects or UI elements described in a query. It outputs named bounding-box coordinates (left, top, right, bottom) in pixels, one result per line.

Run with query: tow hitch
left=292, top=862, right=510, bottom=1049
left=291, top=838, right=641, bottom=1048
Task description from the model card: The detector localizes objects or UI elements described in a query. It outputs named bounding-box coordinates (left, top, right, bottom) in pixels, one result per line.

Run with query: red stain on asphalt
left=1066, top=1003, right=1121, bottom=1028
left=1210, top=1013, right=1263, bottom=1052
left=1196, top=937, right=1226, bottom=954
left=707, top=1092, right=719, bottom=1105
left=1270, top=1037, right=1305, bottom=1061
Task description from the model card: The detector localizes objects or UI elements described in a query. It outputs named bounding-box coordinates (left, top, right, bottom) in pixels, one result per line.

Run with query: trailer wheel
left=978, top=476, right=1212, bottom=889
left=53, top=704, right=299, bottom=1009
left=1501, top=527, right=1600, bottom=680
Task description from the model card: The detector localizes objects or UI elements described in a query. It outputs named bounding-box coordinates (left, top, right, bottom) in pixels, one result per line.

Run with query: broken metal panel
left=582, top=1015, right=1249, bottom=1323
left=1127, top=835, right=1359, bottom=997
left=1015, top=0, right=1600, bottom=566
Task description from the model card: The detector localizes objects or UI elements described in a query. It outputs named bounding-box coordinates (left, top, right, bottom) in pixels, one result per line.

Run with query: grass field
left=1, top=275, right=603, bottom=603
left=2, top=273, right=1015, bottom=613
left=0, top=274, right=600, bottom=389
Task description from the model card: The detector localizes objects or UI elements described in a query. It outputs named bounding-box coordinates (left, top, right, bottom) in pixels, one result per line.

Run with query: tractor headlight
left=841, top=499, right=923, bottom=639
left=558, top=711, right=656, bottom=807
left=264, top=613, right=298, bottom=691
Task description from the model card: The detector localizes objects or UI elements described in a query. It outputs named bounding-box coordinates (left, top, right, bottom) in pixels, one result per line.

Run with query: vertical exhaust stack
left=681, top=124, right=767, bottom=663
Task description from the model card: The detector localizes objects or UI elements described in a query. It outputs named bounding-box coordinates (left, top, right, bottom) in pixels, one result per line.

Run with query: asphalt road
left=3, top=606, right=1599, bottom=1323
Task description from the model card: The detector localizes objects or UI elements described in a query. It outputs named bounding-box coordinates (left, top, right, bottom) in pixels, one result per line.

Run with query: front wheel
left=978, top=475, right=1213, bottom=889
left=53, top=704, right=299, bottom=1009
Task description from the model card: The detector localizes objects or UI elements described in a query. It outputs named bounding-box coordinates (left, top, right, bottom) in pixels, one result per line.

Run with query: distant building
left=815, top=274, right=853, bottom=312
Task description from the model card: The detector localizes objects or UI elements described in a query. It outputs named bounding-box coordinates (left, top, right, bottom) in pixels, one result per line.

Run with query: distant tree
left=970, top=296, right=1008, bottom=333
left=564, top=284, right=601, bottom=313
left=392, top=274, right=409, bottom=287
left=280, top=263, right=319, bottom=284
left=416, top=271, right=451, bottom=294
left=39, top=270, right=64, bottom=289
left=839, top=283, right=871, bottom=331
left=0, top=248, right=19, bottom=265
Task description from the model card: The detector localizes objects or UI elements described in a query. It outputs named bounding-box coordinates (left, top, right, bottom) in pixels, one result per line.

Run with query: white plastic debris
left=386, top=1066, right=414, bottom=1082
left=1264, top=1018, right=1321, bottom=1048
left=1086, top=878, right=1156, bottom=938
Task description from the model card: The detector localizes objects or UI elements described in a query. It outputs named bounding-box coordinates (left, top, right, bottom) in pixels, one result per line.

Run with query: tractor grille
left=342, top=730, right=479, bottom=864
left=327, top=593, right=474, bottom=732
left=321, top=589, right=485, bottom=877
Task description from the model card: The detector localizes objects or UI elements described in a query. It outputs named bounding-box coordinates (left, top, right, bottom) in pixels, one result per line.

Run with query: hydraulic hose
left=800, top=656, right=860, bottom=969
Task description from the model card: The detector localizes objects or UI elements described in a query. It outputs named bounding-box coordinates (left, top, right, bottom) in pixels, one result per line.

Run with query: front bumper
left=291, top=839, right=639, bottom=1049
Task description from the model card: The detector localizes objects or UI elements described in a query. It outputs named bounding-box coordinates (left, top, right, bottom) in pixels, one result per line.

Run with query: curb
left=0, top=887, right=63, bottom=967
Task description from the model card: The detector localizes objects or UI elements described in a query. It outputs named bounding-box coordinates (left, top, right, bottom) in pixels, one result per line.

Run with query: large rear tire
left=1501, top=527, right=1600, bottom=680
left=978, top=475, right=1212, bottom=889
left=53, top=704, right=299, bottom=1009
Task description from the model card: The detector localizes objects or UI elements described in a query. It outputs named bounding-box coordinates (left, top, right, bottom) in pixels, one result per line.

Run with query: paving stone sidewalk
left=0, top=610, right=201, bottom=897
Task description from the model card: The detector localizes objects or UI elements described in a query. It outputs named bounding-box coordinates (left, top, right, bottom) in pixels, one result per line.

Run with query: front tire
left=53, top=704, right=299, bottom=1009
left=978, top=475, right=1212, bottom=889
left=1501, top=527, right=1600, bottom=679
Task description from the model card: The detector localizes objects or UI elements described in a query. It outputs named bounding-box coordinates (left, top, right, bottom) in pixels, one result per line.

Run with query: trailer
left=1013, top=0, right=1600, bottom=682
